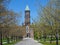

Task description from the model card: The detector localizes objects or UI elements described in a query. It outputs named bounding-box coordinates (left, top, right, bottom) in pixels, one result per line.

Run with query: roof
left=25, top=5, right=30, bottom=10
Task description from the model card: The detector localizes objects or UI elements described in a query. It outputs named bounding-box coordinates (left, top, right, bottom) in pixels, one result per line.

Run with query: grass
left=3, top=41, right=16, bottom=45
left=3, top=40, right=21, bottom=45
left=40, top=40, right=60, bottom=45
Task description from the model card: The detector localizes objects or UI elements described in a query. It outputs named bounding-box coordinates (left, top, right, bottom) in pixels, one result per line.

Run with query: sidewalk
left=15, top=38, right=43, bottom=45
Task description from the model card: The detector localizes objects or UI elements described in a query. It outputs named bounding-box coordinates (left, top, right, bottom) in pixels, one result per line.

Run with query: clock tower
left=25, top=5, right=30, bottom=26
left=25, top=5, right=30, bottom=37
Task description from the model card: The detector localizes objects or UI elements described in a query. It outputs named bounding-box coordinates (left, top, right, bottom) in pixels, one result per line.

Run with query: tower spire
left=25, top=5, right=30, bottom=10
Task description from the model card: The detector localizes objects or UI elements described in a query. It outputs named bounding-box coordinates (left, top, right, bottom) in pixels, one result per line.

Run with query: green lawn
left=40, top=41, right=60, bottom=45
left=3, top=40, right=21, bottom=45
left=3, top=41, right=15, bottom=45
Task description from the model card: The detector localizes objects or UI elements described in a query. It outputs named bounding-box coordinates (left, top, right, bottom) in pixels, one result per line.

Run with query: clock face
left=26, top=12, right=29, bottom=15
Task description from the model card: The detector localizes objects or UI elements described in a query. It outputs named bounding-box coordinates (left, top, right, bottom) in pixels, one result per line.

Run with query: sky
left=8, top=0, right=49, bottom=25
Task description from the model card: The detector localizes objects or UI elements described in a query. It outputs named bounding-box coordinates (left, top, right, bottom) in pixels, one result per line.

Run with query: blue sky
left=8, top=0, right=49, bottom=25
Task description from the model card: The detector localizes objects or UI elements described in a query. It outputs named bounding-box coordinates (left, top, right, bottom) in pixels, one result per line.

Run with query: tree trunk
left=6, top=36, right=10, bottom=44
left=50, top=34, right=53, bottom=43
left=0, top=32, right=2, bottom=45
left=56, top=32, right=58, bottom=45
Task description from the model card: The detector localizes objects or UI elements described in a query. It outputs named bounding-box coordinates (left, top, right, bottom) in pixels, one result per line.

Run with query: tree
left=35, top=0, right=60, bottom=44
left=0, top=0, right=10, bottom=45
left=0, top=0, right=22, bottom=44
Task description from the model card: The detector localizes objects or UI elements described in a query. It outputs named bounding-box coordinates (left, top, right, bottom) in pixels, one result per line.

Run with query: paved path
left=15, top=38, right=43, bottom=45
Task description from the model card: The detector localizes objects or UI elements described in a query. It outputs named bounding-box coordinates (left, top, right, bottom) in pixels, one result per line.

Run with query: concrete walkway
left=15, top=38, right=43, bottom=45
